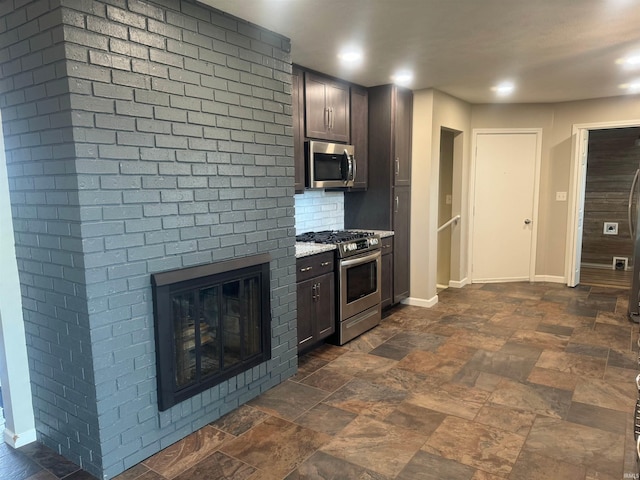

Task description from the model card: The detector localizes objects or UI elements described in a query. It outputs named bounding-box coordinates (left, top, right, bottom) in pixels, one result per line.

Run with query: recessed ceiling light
left=491, top=81, right=515, bottom=97
left=391, top=70, right=413, bottom=86
left=616, top=54, right=640, bottom=69
left=338, top=48, right=363, bottom=67
left=620, top=81, right=640, bottom=93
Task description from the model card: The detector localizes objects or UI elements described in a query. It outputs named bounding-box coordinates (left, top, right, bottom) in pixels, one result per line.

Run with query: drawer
left=381, top=236, right=393, bottom=254
left=296, top=251, right=334, bottom=282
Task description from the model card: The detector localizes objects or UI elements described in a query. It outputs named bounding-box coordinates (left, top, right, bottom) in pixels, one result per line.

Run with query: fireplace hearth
left=151, top=254, right=272, bottom=411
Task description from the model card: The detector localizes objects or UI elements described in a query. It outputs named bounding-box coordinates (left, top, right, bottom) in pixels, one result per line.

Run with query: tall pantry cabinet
left=344, top=84, right=413, bottom=304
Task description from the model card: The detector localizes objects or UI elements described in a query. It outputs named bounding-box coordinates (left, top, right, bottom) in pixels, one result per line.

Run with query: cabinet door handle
left=300, top=266, right=313, bottom=272
left=312, top=283, right=317, bottom=301
left=395, top=195, right=399, bottom=213
left=395, top=158, right=400, bottom=175
left=325, top=107, right=330, bottom=129
left=320, top=261, right=331, bottom=267
left=316, top=282, right=320, bottom=300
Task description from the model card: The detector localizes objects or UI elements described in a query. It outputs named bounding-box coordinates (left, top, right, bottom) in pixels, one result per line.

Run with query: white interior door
left=471, top=131, right=540, bottom=282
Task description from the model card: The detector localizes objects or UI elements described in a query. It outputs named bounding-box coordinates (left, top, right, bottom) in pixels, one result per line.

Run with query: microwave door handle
left=344, top=150, right=355, bottom=182
left=352, top=153, right=357, bottom=182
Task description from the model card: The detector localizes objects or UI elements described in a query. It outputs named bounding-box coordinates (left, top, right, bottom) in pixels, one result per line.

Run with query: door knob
left=524, top=219, right=532, bottom=225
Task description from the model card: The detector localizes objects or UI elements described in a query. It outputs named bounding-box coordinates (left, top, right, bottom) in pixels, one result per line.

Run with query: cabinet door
left=296, top=279, right=315, bottom=351
left=393, top=87, right=412, bottom=187
left=304, top=72, right=329, bottom=140
left=314, top=272, right=335, bottom=340
left=326, top=82, right=350, bottom=143
left=304, top=72, right=350, bottom=143
left=350, top=85, right=368, bottom=190
left=393, top=186, right=411, bottom=303
left=292, top=65, right=306, bottom=193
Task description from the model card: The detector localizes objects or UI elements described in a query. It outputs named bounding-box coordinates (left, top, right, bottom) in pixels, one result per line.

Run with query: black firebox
left=151, top=254, right=272, bottom=411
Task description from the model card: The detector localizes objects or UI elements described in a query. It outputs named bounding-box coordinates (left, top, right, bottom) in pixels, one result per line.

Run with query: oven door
left=338, top=249, right=381, bottom=321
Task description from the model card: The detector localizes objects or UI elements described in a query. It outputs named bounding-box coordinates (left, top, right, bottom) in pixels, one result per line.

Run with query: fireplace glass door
left=152, top=255, right=271, bottom=411
left=172, top=278, right=262, bottom=389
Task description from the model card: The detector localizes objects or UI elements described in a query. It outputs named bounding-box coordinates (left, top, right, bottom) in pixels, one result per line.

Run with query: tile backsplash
left=295, top=190, right=344, bottom=233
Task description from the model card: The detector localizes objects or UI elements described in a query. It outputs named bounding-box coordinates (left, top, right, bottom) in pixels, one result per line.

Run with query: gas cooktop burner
left=296, top=230, right=375, bottom=244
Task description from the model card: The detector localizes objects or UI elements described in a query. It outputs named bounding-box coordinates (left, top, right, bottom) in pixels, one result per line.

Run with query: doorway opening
left=437, top=129, right=455, bottom=291
left=579, top=127, right=640, bottom=289
left=566, top=120, right=640, bottom=288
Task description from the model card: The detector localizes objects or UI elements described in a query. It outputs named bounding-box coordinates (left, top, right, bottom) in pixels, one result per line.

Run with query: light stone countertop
left=295, top=242, right=336, bottom=258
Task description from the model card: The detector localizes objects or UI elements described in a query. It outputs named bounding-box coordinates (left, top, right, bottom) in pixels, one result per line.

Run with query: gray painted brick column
left=0, top=1, right=297, bottom=478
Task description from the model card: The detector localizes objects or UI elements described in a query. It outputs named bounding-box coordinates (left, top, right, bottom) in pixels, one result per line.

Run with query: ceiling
left=202, top=0, right=640, bottom=104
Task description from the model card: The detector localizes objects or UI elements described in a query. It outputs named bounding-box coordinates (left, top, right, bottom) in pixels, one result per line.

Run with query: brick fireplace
left=0, top=1, right=297, bottom=478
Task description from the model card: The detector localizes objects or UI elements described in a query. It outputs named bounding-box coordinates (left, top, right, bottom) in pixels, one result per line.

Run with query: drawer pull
left=300, top=266, right=313, bottom=272
left=382, top=245, right=391, bottom=249
left=321, top=261, right=332, bottom=267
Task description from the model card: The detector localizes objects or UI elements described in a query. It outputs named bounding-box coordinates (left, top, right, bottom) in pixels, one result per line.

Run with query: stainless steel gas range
left=296, top=230, right=382, bottom=345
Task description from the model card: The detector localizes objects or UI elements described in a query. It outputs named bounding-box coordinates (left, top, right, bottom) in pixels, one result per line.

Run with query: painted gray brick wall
left=0, top=1, right=102, bottom=471
left=0, top=1, right=297, bottom=478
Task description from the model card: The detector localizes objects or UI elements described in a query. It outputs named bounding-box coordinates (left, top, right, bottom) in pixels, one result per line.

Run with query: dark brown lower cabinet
left=296, top=252, right=335, bottom=352
left=393, top=186, right=410, bottom=303
left=381, top=236, right=393, bottom=309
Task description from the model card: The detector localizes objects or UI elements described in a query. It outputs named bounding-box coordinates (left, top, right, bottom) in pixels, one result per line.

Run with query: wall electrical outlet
left=556, top=191, right=567, bottom=201
left=603, top=222, right=618, bottom=235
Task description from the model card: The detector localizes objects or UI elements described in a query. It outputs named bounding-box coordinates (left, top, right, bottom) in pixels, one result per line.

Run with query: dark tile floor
left=3, top=282, right=639, bottom=479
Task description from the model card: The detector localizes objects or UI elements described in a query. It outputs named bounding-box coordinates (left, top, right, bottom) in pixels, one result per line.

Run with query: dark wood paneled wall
left=581, top=127, right=640, bottom=266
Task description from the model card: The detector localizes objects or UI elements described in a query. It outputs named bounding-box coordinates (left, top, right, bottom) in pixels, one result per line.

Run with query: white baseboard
left=533, top=275, right=566, bottom=284
left=402, top=295, right=438, bottom=308
left=472, top=276, right=529, bottom=283
left=4, top=426, right=37, bottom=448
left=448, top=278, right=469, bottom=288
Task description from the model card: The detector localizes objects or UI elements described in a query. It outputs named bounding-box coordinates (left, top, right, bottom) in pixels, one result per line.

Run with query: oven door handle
left=340, top=250, right=381, bottom=267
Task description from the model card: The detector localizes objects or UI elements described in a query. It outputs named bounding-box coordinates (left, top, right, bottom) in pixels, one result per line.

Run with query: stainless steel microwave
left=306, top=140, right=356, bottom=189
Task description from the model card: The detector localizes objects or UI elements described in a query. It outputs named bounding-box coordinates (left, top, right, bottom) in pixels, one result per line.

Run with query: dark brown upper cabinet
left=349, top=85, right=368, bottom=190
left=393, top=87, right=412, bottom=186
left=292, top=65, right=305, bottom=193
left=304, top=71, right=350, bottom=143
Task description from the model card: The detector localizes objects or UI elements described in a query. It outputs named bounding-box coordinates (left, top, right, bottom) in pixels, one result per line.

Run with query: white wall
left=471, top=96, right=640, bottom=278
left=409, top=89, right=471, bottom=306
left=409, top=91, right=640, bottom=304
left=0, top=112, right=36, bottom=448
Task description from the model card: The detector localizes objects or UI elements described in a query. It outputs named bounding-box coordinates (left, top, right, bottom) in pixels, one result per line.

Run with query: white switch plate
left=556, top=191, right=567, bottom=201
left=445, top=194, right=452, bottom=205
left=604, top=222, right=618, bottom=235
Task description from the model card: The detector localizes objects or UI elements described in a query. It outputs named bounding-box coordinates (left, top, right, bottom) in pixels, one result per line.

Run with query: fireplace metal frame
left=151, top=253, right=272, bottom=411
